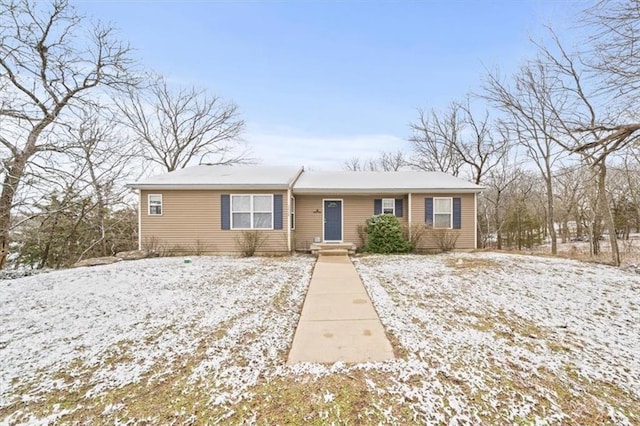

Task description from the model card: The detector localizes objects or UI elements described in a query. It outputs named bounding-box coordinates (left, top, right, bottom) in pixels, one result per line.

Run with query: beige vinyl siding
left=410, top=192, right=476, bottom=250
left=140, top=189, right=290, bottom=254
left=294, top=194, right=408, bottom=250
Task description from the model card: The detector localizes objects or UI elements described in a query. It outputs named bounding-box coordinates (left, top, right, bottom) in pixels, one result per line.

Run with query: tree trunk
left=494, top=198, right=502, bottom=250
left=592, top=218, right=600, bottom=255
left=0, top=115, right=54, bottom=268
left=545, top=173, right=557, bottom=255
left=597, top=164, right=621, bottom=266
left=576, top=216, right=583, bottom=238
left=40, top=213, right=60, bottom=269
left=0, top=153, right=31, bottom=269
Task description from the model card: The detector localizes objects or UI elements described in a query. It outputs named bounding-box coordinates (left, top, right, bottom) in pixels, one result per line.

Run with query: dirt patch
left=444, top=257, right=501, bottom=270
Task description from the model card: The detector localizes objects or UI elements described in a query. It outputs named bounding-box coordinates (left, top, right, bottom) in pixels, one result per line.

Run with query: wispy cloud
left=244, top=125, right=410, bottom=170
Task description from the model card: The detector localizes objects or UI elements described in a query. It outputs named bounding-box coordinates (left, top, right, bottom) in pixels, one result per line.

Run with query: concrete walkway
left=287, top=255, right=395, bottom=364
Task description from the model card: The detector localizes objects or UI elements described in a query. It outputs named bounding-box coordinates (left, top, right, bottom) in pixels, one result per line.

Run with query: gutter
left=137, top=190, right=142, bottom=250
left=126, top=183, right=292, bottom=190
left=292, top=188, right=485, bottom=195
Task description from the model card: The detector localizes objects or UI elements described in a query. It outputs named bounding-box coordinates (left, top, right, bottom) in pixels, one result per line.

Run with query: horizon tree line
left=2, top=0, right=640, bottom=269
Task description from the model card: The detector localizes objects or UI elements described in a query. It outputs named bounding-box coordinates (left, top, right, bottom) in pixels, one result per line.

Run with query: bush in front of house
left=236, top=230, right=267, bottom=257
left=363, top=214, right=412, bottom=254
left=428, top=228, right=460, bottom=252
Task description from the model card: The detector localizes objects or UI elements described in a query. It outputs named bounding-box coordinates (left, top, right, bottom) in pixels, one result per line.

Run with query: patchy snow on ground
left=353, top=252, right=640, bottom=424
left=1, top=251, right=639, bottom=424
left=532, top=235, right=640, bottom=267
left=0, top=255, right=314, bottom=423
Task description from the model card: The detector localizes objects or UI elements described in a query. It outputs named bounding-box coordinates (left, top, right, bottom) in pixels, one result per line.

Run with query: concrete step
left=310, top=242, right=356, bottom=256
left=318, top=248, right=349, bottom=257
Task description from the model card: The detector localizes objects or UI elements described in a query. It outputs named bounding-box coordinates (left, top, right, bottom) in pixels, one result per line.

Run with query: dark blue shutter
left=221, top=194, right=230, bottom=230
left=425, top=198, right=433, bottom=227
left=374, top=199, right=382, bottom=215
left=273, top=194, right=283, bottom=229
left=395, top=199, right=403, bottom=217
left=453, top=197, right=461, bottom=229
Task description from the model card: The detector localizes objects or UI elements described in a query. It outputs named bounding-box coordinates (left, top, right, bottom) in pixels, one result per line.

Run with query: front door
left=323, top=200, right=342, bottom=241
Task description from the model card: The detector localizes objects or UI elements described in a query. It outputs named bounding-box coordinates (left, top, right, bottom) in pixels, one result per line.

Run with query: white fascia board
left=292, top=188, right=484, bottom=195
left=127, top=184, right=291, bottom=190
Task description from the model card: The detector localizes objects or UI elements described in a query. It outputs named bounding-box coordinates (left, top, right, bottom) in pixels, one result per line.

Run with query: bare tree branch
left=116, top=76, right=247, bottom=172
left=0, top=0, right=136, bottom=268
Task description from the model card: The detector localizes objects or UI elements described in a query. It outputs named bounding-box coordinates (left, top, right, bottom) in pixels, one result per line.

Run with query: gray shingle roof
left=293, top=170, right=483, bottom=194
left=128, top=166, right=483, bottom=193
left=128, top=165, right=303, bottom=189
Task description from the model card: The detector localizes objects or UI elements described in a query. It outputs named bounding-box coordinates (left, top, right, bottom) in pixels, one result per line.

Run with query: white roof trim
left=130, top=184, right=292, bottom=190
left=293, top=187, right=484, bottom=195
left=127, top=166, right=485, bottom=193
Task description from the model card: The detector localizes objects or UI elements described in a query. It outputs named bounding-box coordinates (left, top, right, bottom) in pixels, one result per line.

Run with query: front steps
left=310, top=242, right=357, bottom=256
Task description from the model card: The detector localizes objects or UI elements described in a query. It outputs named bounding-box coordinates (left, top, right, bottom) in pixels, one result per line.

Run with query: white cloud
left=244, top=124, right=410, bottom=170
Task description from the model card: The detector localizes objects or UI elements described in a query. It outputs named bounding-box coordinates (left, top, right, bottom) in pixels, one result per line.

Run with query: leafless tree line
left=3, top=0, right=640, bottom=269
left=347, top=0, right=640, bottom=266
left=0, top=0, right=247, bottom=268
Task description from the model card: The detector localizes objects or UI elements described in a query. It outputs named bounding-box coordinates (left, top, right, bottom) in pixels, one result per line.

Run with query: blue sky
left=76, top=0, right=580, bottom=169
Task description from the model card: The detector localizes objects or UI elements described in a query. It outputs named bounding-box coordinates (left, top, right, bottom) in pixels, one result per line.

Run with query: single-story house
left=127, top=165, right=484, bottom=254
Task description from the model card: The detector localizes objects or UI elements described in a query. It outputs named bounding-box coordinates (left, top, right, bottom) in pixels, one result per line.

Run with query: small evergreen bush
left=363, top=214, right=412, bottom=254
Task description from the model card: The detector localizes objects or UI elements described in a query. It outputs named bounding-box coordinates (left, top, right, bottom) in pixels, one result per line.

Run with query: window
left=382, top=198, right=395, bottom=215
left=433, top=197, right=452, bottom=228
left=231, top=195, right=273, bottom=229
left=148, top=194, right=162, bottom=215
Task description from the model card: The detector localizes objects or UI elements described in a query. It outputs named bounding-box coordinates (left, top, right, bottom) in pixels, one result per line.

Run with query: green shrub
left=363, top=214, right=412, bottom=254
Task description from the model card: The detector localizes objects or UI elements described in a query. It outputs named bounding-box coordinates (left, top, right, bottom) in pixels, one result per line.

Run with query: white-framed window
left=148, top=194, right=162, bottom=216
left=231, top=194, right=273, bottom=229
left=382, top=198, right=395, bottom=215
left=290, top=196, right=296, bottom=230
left=433, top=197, right=452, bottom=228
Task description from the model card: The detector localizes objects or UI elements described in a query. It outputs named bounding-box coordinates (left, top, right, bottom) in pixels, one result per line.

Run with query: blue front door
left=324, top=200, right=342, bottom=241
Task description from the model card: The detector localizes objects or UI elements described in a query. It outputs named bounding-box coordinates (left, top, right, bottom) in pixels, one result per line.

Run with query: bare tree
left=484, top=60, right=567, bottom=255
left=535, top=30, right=625, bottom=265
left=117, top=76, right=247, bottom=172
left=343, top=156, right=364, bottom=171
left=343, top=151, right=406, bottom=172
left=482, top=157, right=522, bottom=249
left=585, top=0, right=640, bottom=99
left=378, top=150, right=406, bottom=171
left=12, top=110, right=139, bottom=268
left=409, top=99, right=508, bottom=184
left=0, top=0, right=134, bottom=268
left=553, top=166, right=584, bottom=243
left=409, top=106, right=464, bottom=176
left=621, top=151, right=640, bottom=234
left=68, top=110, right=139, bottom=259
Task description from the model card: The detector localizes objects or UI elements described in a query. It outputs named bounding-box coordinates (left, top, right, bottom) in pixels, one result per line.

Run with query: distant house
left=127, top=165, right=484, bottom=254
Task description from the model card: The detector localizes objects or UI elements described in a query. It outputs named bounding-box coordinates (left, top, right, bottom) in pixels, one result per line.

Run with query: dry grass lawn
left=1, top=252, right=639, bottom=424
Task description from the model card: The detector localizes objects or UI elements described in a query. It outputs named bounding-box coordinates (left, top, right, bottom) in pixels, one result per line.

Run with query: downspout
left=474, top=192, right=478, bottom=249
left=408, top=193, right=412, bottom=241
left=137, top=190, right=142, bottom=251
left=287, top=187, right=292, bottom=252
left=287, top=166, right=305, bottom=252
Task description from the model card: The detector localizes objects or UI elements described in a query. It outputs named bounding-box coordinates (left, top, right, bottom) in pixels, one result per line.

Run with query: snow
left=294, top=170, right=483, bottom=193
left=1, top=251, right=639, bottom=424
left=128, top=164, right=302, bottom=189
left=353, top=252, right=640, bottom=424
left=0, top=255, right=314, bottom=421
